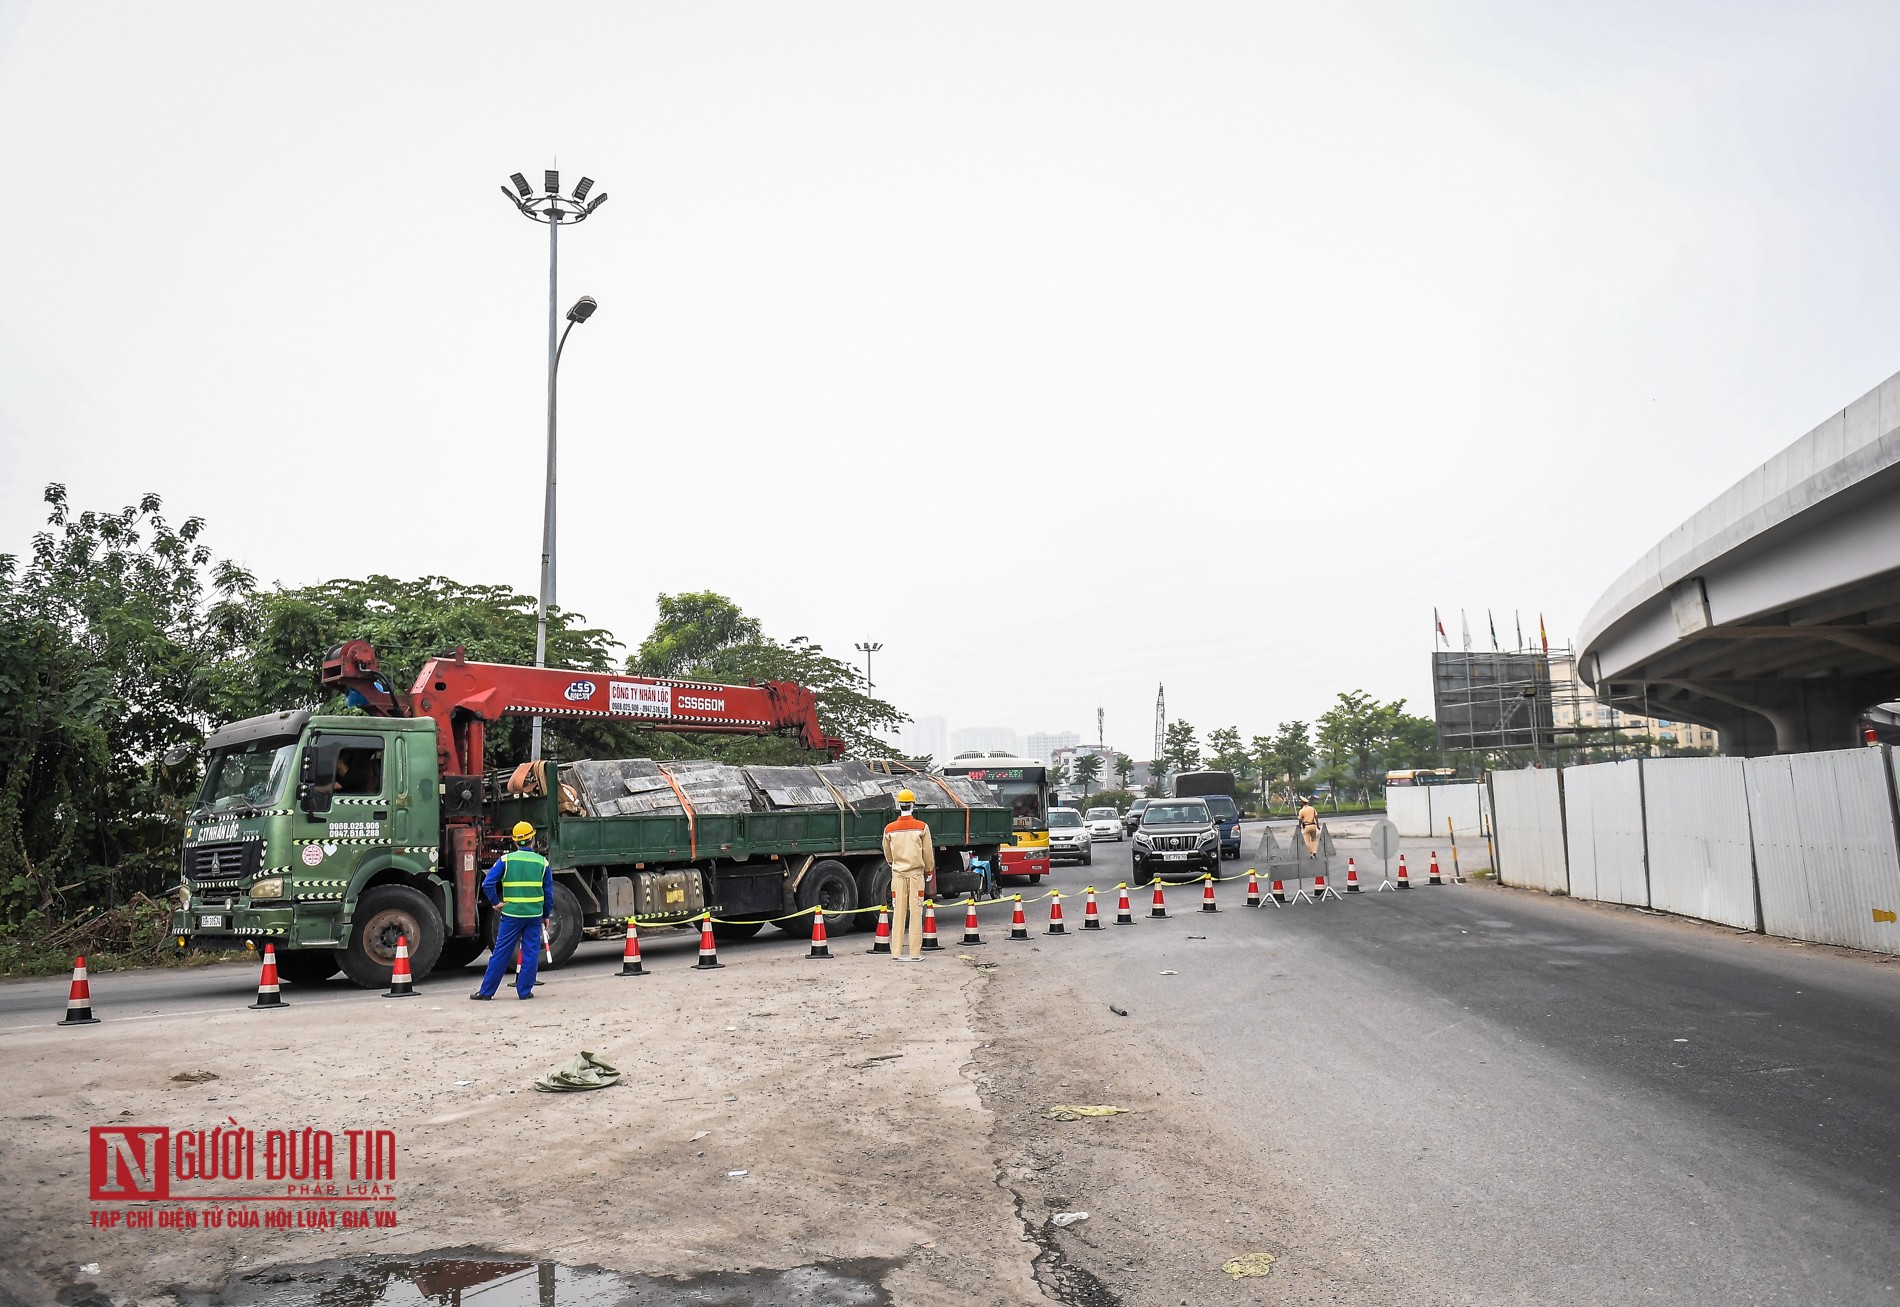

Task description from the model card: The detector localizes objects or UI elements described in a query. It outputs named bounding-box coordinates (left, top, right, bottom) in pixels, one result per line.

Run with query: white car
left=1046, top=807, right=1093, bottom=864
left=1084, top=806, right=1123, bottom=842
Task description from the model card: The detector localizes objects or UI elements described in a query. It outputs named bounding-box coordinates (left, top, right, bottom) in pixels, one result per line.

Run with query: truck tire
left=545, top=883, right=584, bottom=968
left=273, top=950, right=341, bottom=985
left=781, top=859, right=859, bottom=938
left=436, top=936, right=487, bottom=971
left=711, top=919, right=766, bottom=942
left=341, top=884, right=446, bottom=989
left=853, top=859, right=892, bottom=932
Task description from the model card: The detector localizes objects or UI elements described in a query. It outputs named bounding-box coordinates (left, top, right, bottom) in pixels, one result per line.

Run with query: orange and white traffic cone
left=961, top=898, right=984, bottom=946
left=1114, top=884, right=1135, bottom=925
left=1082, top=887, right=1102, bottom=929
left=57, top=956, right=99, bottom=1026
left=1271, top=878, right=1288, bottom=904
left=921, top=901, right=943, bottom=951
left=867, top=902, right=893, bottom=955
left=1345, top=858, right=1361, bottom=892
left=249, top=944, right=286, bottom=1010
left=1008, top=896, right=1030, bottom=940
left=1046, top=892, right=1068, bottom=935
left=1201, top=875, right=1219, bottom=913
left=1150, top=880, right=1168, bottom=919
left=618, top=921, right=646, bottom=976
left=694, top=915, right=724, bottom=969
left=383, top=935, right=417, bottom=998
left=1428, top=853, right=1443, bottom=885
left=1397, top=854, right=1411, bottom=889
left=1245, top=871, right=1261, bottom=907
left=1312, top=873, right=1329, bottom=900
left=807, top=907, right=833, bottom=960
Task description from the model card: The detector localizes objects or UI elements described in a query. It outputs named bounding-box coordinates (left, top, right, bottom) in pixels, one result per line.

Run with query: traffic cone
left=1046, top=892, right=1067, bottom=935
left=961, top=898, right=985, bottom=946
left=57, top=956, right=99, bottom=1026
left=1312, top=873, right=1329, bottom=899
left=1429, top=853, right=1443, bottom=885
left=921, top=901, right=943, bottom=950
left=1397, top=855, right=1411, bottom=890
left=1150, top=880, right=1168, bottom=919
left=1271, top=878, right=1288, bottom=904
left=1345, top=859, right=1361, bottom=892
left=807, top=907, right=833, bottom=960
left=383, top=935, right=417, bottom=998
left=1201, top=875, right=1219, bottom=913
left=248, top=944, right=286, bottom=1010
left=1008, top=896, right=1030, bottom=940
left=694, top=915, right=724, bottom=969
left=1114, top=884, right=1135, bottom=925
left=617, top=921, right=646, bottom=976
left=1082, top=887, right=1102, bottom=929
left=1245, top=871, right=1261, bottom=907
left=867, top=901, right=893, bottom=954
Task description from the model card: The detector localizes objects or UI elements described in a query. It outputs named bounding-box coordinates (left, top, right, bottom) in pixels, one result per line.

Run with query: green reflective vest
left=499, top=849, right=549, bottom=918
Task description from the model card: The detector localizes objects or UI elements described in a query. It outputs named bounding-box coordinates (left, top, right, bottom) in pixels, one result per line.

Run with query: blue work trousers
left=478, top=915, right=545, bottom=998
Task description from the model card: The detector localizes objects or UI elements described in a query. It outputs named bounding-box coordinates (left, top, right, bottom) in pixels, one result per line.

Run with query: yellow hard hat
left=896, top=789, right=916, bottom=804
left=511, top=820, right=536, bottom=842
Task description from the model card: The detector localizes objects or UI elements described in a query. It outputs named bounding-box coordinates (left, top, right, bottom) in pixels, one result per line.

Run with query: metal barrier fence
left=1387, top=782, right=1492, bottom=838
left=1488, top=746, right=1900, bottom=954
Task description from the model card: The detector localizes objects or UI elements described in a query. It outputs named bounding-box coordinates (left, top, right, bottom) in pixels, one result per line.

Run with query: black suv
left=1121, top=798, right=1150, bottom=836
left=1132, top=799, right=1220, bottom=882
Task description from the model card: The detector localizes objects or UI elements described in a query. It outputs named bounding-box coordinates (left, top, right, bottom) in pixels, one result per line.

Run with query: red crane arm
left=319, top=639, right=847, bottom=773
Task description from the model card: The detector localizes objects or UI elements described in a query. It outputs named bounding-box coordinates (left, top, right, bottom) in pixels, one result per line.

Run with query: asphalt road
left=7, top=818, right=1896, bottom=1305
left=994, top=819, right=1900, bottom=1305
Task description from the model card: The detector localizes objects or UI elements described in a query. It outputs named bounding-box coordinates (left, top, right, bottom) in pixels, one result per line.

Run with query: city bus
left=940, top=752, right=1052, bottom=884
left=1384, top=768, right=1459, bottom=787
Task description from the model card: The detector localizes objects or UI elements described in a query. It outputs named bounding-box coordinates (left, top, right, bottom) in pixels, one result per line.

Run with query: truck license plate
left=198, top=914, right=224, bottom=929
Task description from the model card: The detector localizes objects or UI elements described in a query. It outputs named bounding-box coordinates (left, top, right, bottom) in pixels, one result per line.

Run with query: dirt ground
left=0, top=939, right=1046, bottom=1306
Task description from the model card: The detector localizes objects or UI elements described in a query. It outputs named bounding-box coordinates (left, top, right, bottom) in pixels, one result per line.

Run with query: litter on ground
left=532, top=1050, right=620, bottom=1093
left=1222, top=1252, right=1276, bottom=1279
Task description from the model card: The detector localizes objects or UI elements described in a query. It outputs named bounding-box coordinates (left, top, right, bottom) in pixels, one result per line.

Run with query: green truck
left=171, top=641, right=1008, bottom=988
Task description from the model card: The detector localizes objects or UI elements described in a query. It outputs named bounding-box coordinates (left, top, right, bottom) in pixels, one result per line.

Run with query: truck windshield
left=200, top=740, right=296, bottom=811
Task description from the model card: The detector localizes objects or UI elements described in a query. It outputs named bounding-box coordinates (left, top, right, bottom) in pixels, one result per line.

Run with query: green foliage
left=1112, top=753, right=1135, bottom=788
left=1071, top=751, right=1104, bottom=795
left=632, top=592, right=762, bottom=679
left=1206, top=726, right=1250, bottom=782
left=1162, top=719, right=1201, bottom=774
left=1079, top=789, right=1136, bottom=812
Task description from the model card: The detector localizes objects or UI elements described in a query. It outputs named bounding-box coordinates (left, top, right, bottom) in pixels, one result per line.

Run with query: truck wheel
left=779, top=859, right=857, bottom=937
left=341, top=885, right=446, bottom=989
left=711, top=919, right=766, bottom=942
left=273, top=951, right=340, bottom=984
left=853, top=859, right=891, bottom=932
left=545, top=883, right=584, bottom=968
left=437, top=937, right=487, bottom=970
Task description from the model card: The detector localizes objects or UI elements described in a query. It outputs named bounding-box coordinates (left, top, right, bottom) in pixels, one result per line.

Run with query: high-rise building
left=1025, top=731, right=1080, bottom=764
left=950, top=726, right=1022, bottom=757
left=903, top=715, right=949, bottom=763
left=1551, top=654, right=1719, bottom=753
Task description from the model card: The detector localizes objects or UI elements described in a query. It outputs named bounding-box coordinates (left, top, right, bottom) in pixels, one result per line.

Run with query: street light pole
left=502, top=169, right=608, bottom=760
left=855, top=641, right=883, bottom=689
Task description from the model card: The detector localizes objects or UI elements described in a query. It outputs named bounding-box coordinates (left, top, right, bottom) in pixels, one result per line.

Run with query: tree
left=1071, top=751, right=1103, bottom=796
left=1206, top=726, right=1250, bottom=783
left=1162, top=720, right=1202, bottom=774
left=1112, top=753, right=1134, bottom=789
left=1317, top=691, right=1388, bottom=803
left=1048, top=758, right=1070, bottom=794
left=1264, top=721, right=1314, bottom=802
left=631, top=592, right=762, bottom=678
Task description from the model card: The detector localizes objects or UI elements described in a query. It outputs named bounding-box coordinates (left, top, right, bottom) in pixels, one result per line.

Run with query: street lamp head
left=585, top=192, right=609, bottom=214
left=566, top=295, right=598, bottom=324
left=509, top=172, right=532, bottom=198
left=573, top=176, right=593, bottom=202
left=502, top=168, right=609, bottom=225
left=544, top=169, right=559, bottom=196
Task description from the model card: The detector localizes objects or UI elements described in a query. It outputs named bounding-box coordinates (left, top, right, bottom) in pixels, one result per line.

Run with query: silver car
left=1047, top=807, right=1094, bottom=865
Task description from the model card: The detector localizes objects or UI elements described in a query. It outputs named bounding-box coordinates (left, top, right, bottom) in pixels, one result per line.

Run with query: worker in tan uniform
left=1297, top=796, right=1321, bottom=857
left=881, top=789, right=935, bottom=962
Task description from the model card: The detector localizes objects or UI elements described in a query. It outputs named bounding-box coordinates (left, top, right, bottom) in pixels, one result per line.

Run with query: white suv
left=1047, top=807, right=1093, bottom=865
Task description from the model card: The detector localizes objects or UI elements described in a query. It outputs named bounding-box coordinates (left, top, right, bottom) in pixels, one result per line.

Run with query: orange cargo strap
left=656, top=765, right=698, bottom=861
left=932, top=777, right=972, bottom=842
left=816, top=774, right=858, bottom=855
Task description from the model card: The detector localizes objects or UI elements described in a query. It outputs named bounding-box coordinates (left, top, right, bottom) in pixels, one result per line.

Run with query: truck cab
left=172, top=710, right=450, bottom=986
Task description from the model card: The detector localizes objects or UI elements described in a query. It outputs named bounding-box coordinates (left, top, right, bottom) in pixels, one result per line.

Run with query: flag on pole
left=1515, top=611, right=1524, bottom=652
left=1488, top=610, right=1499, bottom=652
left=1539, top=613, right=1549, bottom=655
left=1461, top=610, right=1471, bottom=652
left=1434, top=608, right=1448, bottom=648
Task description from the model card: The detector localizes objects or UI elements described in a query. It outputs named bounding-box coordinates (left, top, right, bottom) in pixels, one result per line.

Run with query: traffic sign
left=1367, top=819, right=1400, bottom=860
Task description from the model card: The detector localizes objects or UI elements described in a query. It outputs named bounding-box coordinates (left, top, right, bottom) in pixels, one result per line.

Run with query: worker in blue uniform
left=471, top=820, right=554, bottom=1000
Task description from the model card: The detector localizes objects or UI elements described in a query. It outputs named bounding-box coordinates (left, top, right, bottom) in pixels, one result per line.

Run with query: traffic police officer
left=880, top=789, right=935, bottom=962
left=471, top=821, right=554, bottom=1000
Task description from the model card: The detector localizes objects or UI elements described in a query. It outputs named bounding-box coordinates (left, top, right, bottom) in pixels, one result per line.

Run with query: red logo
left=91, top=1127, right=171, bottom=1200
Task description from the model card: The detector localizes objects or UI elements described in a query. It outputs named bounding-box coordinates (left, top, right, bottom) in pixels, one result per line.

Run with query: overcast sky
left=5, top=2, right=1900, bottom=757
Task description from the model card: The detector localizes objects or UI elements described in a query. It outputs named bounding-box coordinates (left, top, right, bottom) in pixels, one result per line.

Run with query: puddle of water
left=195, top=1250, right=897, bottom=1307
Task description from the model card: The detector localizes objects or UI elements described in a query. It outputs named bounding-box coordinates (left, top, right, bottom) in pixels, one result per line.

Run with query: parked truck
left=172, top=640, right=1010, bottom=988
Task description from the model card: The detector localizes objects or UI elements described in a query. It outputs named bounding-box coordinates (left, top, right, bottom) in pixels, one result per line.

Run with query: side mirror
left=299, top=748, right=333, bottom=816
